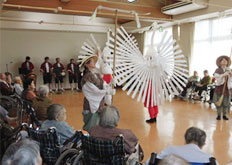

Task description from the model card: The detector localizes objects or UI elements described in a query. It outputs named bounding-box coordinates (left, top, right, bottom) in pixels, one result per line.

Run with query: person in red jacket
left=67, top=59, right=80, bottom=91
left=40, top=57, right=53, bottom=92
left=53, top=58, right=65, bottom=91
left=21, top=56, right=34, bottom=76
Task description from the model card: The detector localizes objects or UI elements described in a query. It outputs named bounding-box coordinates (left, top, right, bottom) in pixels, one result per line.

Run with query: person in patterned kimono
left=80, top=55, right=115, bottom=132
left=213, top=55, right=232, bottom=120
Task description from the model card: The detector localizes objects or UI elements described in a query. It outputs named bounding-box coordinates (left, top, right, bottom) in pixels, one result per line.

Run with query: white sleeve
left=214, top=73, right=226, bottom=86
left=82, top=82, right=106, bottom=113
left=227, top=75, right=232, bottom=89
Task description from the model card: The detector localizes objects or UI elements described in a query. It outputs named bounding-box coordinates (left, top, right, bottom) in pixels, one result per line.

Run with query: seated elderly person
left=146, top=127, right=218, bottom=164
left=0, top=73, right=13, bottom=96
left=41, top=104, right=75, bottom=144
left=180, top=71, right=199, bottom=98
left=21, top=78, right=36, bottom=101
left=194, top=70, right=211, bottom=99
left=13, top=76, right=24, bottom=96
left=2, top=139, right=42, bottom=165
left=90, top=106, right=139, bottom=155
left=32, top=85, right=52, bottom=121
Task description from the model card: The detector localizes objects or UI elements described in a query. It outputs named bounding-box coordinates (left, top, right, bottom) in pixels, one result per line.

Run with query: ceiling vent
left=161, top=0, right=208, bottom=15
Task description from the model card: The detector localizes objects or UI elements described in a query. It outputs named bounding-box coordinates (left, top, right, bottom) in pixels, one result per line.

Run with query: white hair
left=99, top=106, right=120, bottom=128
left=38, top=85, right=49, bottom=96
left=47, top=104, right=66, bottom=121
left=2, top=139, right=41, bottom=165
left=14, top=76, right=21, bottom=83
left=159, top=154, right=189, bottom=165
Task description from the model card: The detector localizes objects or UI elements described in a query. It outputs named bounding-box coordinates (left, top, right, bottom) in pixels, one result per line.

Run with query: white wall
left=0, top=29, right=107, bottom=89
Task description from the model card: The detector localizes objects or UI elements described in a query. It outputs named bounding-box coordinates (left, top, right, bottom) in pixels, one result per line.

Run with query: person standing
left=80, top=55, right=115, bottom=132
left=53, top=58, right=65, bottom=92
left=40, top=57, right=53, bottom=92
left=67, top=59, right=80, bottom=91
left=21, top=56, right=34, bottom=76
left=213, top=56, right=232, bottom=120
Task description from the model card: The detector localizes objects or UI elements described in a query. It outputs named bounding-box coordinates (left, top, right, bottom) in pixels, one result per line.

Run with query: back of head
left=38, top=85, right=49, bottom=97
left=2, top=139, right=41, bottom=165
left=47, top=104, right=66, bottom=121
left=23, top=78, right=34, bottom=89
left=158, top=154, right=189, bottom=165
left=184, top=127, right=206, bottom=148
left=99, top=106, right=120, bottom=128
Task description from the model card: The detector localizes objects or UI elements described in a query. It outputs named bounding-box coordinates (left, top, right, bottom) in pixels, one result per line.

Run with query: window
left=191, top=16, right=232, bottom=77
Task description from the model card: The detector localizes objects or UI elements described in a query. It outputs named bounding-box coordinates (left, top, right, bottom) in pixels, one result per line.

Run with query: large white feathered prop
left=105, top=26, right=188, bottom=107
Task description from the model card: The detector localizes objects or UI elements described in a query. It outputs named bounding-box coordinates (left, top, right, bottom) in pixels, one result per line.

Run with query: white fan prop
left=105, top=26, right=188, bottom=107
left=79, top=33, right=113, bottom=75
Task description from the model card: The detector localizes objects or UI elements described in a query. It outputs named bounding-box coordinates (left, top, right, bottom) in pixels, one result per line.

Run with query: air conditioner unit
left=162, top=0, right=208, bottom=15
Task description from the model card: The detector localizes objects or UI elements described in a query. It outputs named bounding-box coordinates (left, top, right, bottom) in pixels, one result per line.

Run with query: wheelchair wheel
left=55, top=149, right=84, bottom=165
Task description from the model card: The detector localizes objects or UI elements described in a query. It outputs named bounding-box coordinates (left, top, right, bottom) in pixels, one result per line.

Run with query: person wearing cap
left=21, top=56, right=35, bottom=76
left=40, top=57, right=53, bottom=92
left=80, top=55, right=115, bottom=132
left=67, top=59, right=80, bottom=91
left=213, top=55, right=232, bottom=120
left=53, top=58, right=65, bottom=92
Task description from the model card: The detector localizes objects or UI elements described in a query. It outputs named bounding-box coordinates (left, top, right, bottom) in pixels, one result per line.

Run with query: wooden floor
left=50, top=89, right=232, bottom=164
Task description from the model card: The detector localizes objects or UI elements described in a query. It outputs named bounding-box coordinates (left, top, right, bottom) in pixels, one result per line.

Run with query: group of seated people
left=1, top=98, right=220, bottom=164
left=179, top=70, right=214, bottom=101
left=0, top=72, right=221, bottom=164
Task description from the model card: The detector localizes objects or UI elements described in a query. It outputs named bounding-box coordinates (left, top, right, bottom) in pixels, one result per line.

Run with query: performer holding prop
left=213, top=55, right=232, bottom=120
left=80, top=55, right=115, bottom=132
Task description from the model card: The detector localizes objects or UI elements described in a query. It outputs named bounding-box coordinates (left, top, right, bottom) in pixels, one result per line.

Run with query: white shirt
left=71, top=64, right=74, bottom=72
left=45, top=63, right=49, bottom=73
left=154, top=144, right=218, bottom=164
left=14, top=84, right=24, bottom=96
left=57, top=63, right=61, bottom=67
left=26, top=62, right=30, bottom=70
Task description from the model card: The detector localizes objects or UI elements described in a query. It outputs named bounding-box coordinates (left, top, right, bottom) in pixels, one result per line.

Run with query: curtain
left=191, top=16, right=232, bottom=77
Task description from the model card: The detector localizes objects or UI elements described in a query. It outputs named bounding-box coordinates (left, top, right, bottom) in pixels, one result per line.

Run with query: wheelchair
left=69, top=132, right=143, bottom=165
left=148, top=152, right=217, bottom=165
left=27, top=126, right=82, bottom=165
left=0, top=122, right=28, bottom=159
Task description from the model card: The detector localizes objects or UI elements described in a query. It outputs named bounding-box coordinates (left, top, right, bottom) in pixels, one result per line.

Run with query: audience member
left=2, top=139, right=42, bottom=165
left=148, top=127, right=218, bottom=164
left=0, top=73, right=13, bottom=96
left=41, top=104, right=75, bottom=144
left=21, top=78, right=36, bottom=101
left=32, top=85, right=52, bottom=121
left=40, top=57, right=53, bottom=92
left=21, top=56, right=35, bottom=76
left=180, top=71, right=199, bottom=98
left=0, top=105, right=16, bottom=123
left=194, top=70, right=211, bottom=99
left=13, top=76, right=23, bottom=96
left=53, top=57, right=65, bottom=92
left=90, top=106, right=139, bottom=155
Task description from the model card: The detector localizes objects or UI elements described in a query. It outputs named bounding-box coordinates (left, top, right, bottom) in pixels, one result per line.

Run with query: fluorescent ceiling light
left=127, top=0, right=136, bottom=3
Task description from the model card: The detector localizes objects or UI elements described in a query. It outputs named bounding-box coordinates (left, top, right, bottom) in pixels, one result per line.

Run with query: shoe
left=146, top=118, right=156, bottom=123
left=49, top=89, right=54, bottom=93
left=61, top=88, right=64, bottom=91
left=223, top=116, right=229, bottom=120
left=216, top=116, right=221, bottom=120
left=55, top=88, right=58, bottom=92
left=76, top=88, right=81, bottom=92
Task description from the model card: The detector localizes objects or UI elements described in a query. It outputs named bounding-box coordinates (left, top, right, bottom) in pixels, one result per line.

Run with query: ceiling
left=1, top=0, right=172, bottom=24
